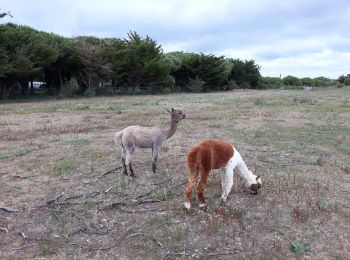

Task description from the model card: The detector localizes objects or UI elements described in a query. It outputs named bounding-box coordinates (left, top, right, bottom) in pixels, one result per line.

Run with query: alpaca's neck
left=162, top=118, right=178, bottom=139
left=234, top=151, right=256, bottom=186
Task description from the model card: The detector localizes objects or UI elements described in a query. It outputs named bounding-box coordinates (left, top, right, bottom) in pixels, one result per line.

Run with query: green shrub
left=344, top=77, right=350, bottom=86
left=283, top=75, right=301, bottom=86
left=186, top=76, right=205, bottom=92
left=227, top=80, right=239, bottom=90
left=239, top=81, right=251, bottom=89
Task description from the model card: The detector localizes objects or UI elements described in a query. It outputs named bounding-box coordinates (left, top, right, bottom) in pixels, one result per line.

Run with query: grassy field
left=0, top=88, right=349, bottom=259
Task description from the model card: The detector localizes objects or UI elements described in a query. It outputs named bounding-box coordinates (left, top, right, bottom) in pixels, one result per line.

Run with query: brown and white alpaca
left=184, top=140, right=262, bottom=210
left=114, top=108, right=185, bottom=176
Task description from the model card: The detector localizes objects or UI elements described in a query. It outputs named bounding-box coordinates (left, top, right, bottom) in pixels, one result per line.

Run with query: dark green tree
left=228, top=59, right=261, bottom=88
left=301, top=77, right=314, bottom=86
left=282, top=75, right=301, bottom=86
left=112, top=31, right=171, bottom=94
left=73, top=36, right=111, bottom=94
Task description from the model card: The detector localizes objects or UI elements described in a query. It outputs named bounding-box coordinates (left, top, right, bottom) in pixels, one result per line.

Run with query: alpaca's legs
left=152, top=145, right=159, bottom=173
left=125, top=149, right=135, bottom=177
left=184, top=170, right=198, bottom=210
left=121, top=147, right=128, bottom=175
left=128, top=162, right=134, bottom=177
left=197, top=170, right=210, bottom=208
left=220, top=167, right=234, bottom=205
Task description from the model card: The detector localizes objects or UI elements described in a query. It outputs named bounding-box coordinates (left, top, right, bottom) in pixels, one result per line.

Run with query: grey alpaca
left=114, top=108, right=186, bottom=176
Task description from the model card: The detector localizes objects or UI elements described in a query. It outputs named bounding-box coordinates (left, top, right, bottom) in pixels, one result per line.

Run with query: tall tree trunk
left=30, top=81, right=34, bottom=95
left=1, top=84, right=7, bottom=100
left=58, top=69, right=66, bottom=95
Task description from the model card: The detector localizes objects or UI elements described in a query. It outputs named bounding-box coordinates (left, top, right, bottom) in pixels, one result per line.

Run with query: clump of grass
left=52, top=159, right=76, bottom=177
left=214, top=206, right=245, bottom=222
left=16, top=105, right=60, bottom=114
left=68, top=138, right=91, bottom=146
left=84, top=149, right=106, bottom=160
left=293, top=96, right=316, bottom=105
left=152, top=188, right=171, bottom=201
left=151, top=170, right=169, bottom=182
left=147, top=213, right=175, bottom=226
left=289, top=241, right=310, bottom=254
left=291, top=206, right=310, bottom=222
left=74, top=103, right=90, bottom=110
left=160, top=146, right=169, bottom=153
left=95, top=104, right=122, bottom=113
left=38, top=240, right=60, bottom=255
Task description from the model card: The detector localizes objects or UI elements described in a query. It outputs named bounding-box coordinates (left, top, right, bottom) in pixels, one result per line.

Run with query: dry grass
left=0, top=88, right=349, bottom=259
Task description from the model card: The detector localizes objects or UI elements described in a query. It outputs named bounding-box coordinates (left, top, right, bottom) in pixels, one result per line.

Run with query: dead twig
left=0, top=227, right=9, bottom=233
left=134, top=178, right=172, bottom=200
left=164, top=249, right=244, bottom=259
left=88, top=227, right=139, bottom=251
left=46, top=193, right=64, bottom=205
left=104, top=186, right=113, bottom=193
left=18, top=232, right=28, bottom=239
left=0, top=216, right=12, bottom=221
left=11, top=243, right=38, bottom=254
left=118, top=207, right=167, bottom=214
left=0, top=206, right=21, bottom=212
left=6, top=146, right=49, bottom=161
left=97, top=166, right=122, bottom=179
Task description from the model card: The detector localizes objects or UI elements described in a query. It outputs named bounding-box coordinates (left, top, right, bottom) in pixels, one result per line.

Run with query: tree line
left=0, top=22, right=348, bottom=100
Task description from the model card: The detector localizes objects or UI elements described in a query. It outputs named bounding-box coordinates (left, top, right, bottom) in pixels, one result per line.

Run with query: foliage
left=74, top=36, right=111, bottom=94
left=313, top=76, right=333, bottom=87
left=301, top=77, right=313, bottom=86
left=0, top=22, right=342, bottom=100
left=228, top=59, right=261, bottom=88
left=112, top=31, right=171, bottom=94
left=261, top=76, right=284, bottom=89
left=344, top=77, right=350, bottom=86
left=283, top=75, right=302, bottom=86
left=338, top=74, right=350, bottom=85
left=166, top=52, right=232, bottom=92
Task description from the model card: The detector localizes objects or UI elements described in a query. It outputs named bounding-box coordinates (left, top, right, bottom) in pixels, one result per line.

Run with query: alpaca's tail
left=187, top=147, right=199, bottom=176
left=114, top=130, right=124, bottom=145
left=184, top=147, right=200, bottom=209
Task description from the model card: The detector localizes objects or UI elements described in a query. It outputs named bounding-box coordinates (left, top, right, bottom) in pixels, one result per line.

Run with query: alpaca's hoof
left=199, top=204, right=208, bottom=211
left=183, top=202, right=191, bottom=212
left=183, top=206, right=191, bottom=212
left=220, top=198, right=226, bottom=206
left=123, top=171, right=128, bottom=176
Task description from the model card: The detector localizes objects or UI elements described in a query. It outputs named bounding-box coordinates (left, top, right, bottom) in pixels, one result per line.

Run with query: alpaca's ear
left=256, top=175, right=261, bottom=181
left=166, top=108, right=171, bottom=113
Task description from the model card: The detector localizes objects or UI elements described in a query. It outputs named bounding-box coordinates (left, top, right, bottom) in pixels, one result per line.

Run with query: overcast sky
left=1, top=0, right=350, bottom=78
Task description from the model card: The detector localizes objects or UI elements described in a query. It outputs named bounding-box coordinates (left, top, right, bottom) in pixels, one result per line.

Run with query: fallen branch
left=0, top=206, right=21, bottom=212
left=164, top=249, right=245, bottom=259
left=134, top=178, right=172, bottom=200
left=97, top=166, right=122, bottom=179
left=11, top=243, right=38, bottom=254
left=88, top=227, right=139, bottom=251
left=0, top=227, right=9, bottom=233
left=6, top=146, right=49, bottom=161
left=18, top=232, right=28, bottom=239
left=0, top=216, right=12, bottom=221
left=46, top=193, right=64, bottom=205
left=118, top=207, right=167, bottom=214
left=104, top=186, right=113, bottom=193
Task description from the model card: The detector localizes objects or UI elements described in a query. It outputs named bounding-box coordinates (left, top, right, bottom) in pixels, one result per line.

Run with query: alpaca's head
left=249, top=174, right=262, bottom=195
left=167, top=107, right=186, bottom=122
